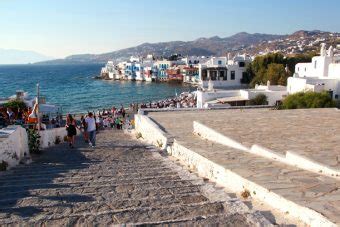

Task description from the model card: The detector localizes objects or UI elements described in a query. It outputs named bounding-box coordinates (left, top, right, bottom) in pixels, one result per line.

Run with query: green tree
left=280, top=92, right=335, bottom=109
left=265, top=63, right=288, bottom=86
left=248, top=52, right=316, bottom=87
left=4, top=100, right=26, bottom=110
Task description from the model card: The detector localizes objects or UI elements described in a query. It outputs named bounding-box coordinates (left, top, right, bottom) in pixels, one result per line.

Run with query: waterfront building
left=166, top=66, right=183, bottom=83
left=142, top=55, right=157, bottom=82
left=117, top=62, right=127, bottom=80
left=181, top=56, right=210, bottom=66
left=154, top=60, right=172, bottom=81
left=135, top=62, right=144, bottom=81
left=197, top=54, right=251, bottom=89
left=287, top=43, right=340, bottom=99
left=101, top=61, right=118, bottom=79
left=182, top=66, right=199, bottom=84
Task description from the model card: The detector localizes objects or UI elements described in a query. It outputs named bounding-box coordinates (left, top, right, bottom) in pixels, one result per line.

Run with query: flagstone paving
left=148, top=109, right=340, bottom=225
left=0, top=129, right=271, bottom=226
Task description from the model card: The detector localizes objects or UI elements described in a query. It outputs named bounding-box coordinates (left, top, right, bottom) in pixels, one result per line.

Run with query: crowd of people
left=65, top=105, right=134, bottom=149
left=0, top=106, right=63, bottom=130
left=138, top=92, right=196, bottom=109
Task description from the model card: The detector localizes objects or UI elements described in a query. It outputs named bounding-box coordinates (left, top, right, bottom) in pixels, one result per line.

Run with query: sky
left=0, top=0, right=339, bottom=58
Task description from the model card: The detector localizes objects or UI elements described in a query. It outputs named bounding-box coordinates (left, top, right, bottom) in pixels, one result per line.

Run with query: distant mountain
left=36, top=32, right=286, bottom=65
left=0, top=49, right=53, bottom=65
left=36, top=30, right=339, bottom=65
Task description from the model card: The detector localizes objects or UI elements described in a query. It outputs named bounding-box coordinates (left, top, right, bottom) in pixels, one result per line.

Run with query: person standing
left=66, top=114, right=77, bottom=148
left=85, top=112, right=96, bottom=148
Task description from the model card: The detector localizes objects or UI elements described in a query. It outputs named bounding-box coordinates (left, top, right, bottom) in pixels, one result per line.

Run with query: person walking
left=66, top=114, right=77, bottom=148
left=80, top=115, right=89, bottom=143
left=85, top=112, right=96, bottom=148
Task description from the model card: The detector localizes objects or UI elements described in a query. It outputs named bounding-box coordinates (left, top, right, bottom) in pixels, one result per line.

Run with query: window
left=210, top=71, right=217, bottom=80
left=335, top=94, right=339, bottom=99
left=202, top=70, right=207, bottom=81
left=239, top=62, right=245, bottom=67
left=218, top=60, right=222, bottom=65
left=241, top=72, right=248, bottom=84
left=314, top=60, right=317, bottom=69
left=219, top=71, right=226, bottom=80
left=231, top=71, right=235, bottom=80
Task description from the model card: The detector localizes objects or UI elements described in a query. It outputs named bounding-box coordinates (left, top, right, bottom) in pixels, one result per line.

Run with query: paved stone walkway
left=0, top=130, right=270, bottom=226
left=148, top=110, right=340, bottom=225
left=151, top=108, right=340, bottom=170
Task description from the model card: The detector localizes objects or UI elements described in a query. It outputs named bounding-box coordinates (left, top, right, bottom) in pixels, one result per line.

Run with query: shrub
left=281, top=91, right=335, bottom=109
left=27, top=129, right=41, bottom=154
left=248, top=94, right=268, bottom=106
left=0, top=160, right=8, bottom=171
left=4, top=100, right=26, bottom=110
left=55, top=136, right=61, bottom=145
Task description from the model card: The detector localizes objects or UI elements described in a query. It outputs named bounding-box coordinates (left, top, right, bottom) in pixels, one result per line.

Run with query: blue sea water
left=0, top=64, right=194, bottom=113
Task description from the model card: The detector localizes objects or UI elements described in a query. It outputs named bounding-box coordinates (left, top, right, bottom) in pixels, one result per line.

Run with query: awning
left=39, top=104, right=61, bottom=113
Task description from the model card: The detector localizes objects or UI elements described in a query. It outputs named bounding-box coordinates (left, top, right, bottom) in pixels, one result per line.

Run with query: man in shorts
left=85, top=112, right=96, bottom=148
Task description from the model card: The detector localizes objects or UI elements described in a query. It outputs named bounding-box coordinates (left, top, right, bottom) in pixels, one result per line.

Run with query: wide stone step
left=0, top=183, right=204, bottom=205
left=0, top=165, right=170, bottom=180
left=0, top=201, right=229, bottom=225
left=8, top=160, right=166, bottom=172
left=0, top=192, right=209, bottom=214
left=1, top=166, right=173, bottom=181
left=0, top=177, right=203, bottom=195
left=0, top=170, right=180, bottom=186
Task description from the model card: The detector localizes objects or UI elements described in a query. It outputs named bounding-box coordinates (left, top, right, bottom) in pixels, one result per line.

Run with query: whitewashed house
left=197, top=54, right=252, bottom=89
left=287, top=43, right=340, bottom=99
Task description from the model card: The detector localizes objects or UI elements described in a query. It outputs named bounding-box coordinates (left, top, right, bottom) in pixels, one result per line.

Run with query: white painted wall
left=39, top=128, right=68, bottom=149
left=0, top=126, right=29, bottom=169
left=134, top=114, right=168, bottom=149
left=288, top=44, right=340, bottom=99
left=196, top=90, right=240, bottom=108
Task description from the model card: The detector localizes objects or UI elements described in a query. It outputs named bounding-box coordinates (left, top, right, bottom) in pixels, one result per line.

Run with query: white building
left=196, top=83, right=287, bottom=108
left=197, top=54, right=252, bottom=89
left=287, top=43, right=340, bottom=99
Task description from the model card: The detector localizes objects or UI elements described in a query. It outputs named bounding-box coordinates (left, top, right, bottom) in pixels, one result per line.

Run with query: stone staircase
left=0, top=130, right=270, bottom=226
left=148, top=111, right=340, bottom=226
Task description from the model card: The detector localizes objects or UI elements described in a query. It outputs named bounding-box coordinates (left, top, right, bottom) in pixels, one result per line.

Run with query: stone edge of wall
left=135, top=114, right=168, bottom=150
left=193, top=121, right=340, bottom=179
left=168, top=140, right=336, bottom=227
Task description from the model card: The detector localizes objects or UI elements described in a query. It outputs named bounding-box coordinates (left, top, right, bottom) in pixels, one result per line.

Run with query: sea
left=0, top=64, right=195, bottom=113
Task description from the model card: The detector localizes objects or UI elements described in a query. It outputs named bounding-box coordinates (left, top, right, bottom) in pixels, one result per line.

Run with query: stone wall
left=134, top=114, right=168, bottom=150
left=39, top=128, right=68, bottom=149
left=0, top=126, right=29, bottom=169
left=168, top=140, right=334, bottom=227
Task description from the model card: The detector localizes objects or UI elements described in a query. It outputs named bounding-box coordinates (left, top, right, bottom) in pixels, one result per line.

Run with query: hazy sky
left=1, top=0, right=339, bottom=58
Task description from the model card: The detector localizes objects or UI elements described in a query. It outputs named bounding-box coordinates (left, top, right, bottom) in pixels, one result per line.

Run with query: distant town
left=99, top=39, right=340, bottom=109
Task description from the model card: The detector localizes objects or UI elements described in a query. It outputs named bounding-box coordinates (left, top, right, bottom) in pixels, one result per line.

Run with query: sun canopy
left=39, top=104, right=61, bottom=113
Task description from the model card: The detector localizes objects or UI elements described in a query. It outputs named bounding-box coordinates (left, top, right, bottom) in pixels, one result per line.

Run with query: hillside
left=36, top=30, right=340, bottom=65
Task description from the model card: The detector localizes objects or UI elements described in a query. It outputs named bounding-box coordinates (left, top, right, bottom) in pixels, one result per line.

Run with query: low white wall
left=0, top=126, right=29, bottom=169
left=134, top=114, right=168, bottom=149
left=39, top=127, right=68, bottom=149
left=194, top=121, right=340, bottom=179
left=193, top=121, right=249, bottom=152
left=168, top=140, right=336, bottom=227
